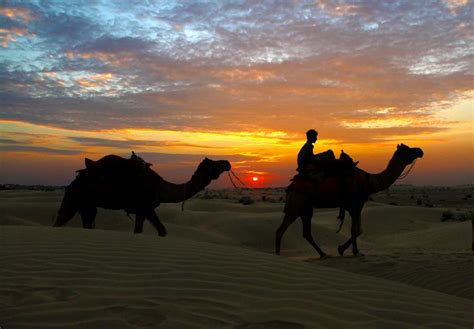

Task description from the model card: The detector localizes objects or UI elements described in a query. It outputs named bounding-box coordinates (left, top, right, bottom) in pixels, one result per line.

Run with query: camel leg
left=146, top=209, right=168, bottom=237
left=301, top=213, right=326, bottom=258
left=79, top=206, right=97, bottom=229
left=275, top=213, right=298, bottom=254
left=338, top=206, right=363, bottom=256
left=134, top=213, right=145, bottom=234
left=338, top=237, right=352, bottom=256
left=350, top=214, right=363, bottom=256
left=54, top=206, right=77, bottom=227
left=53, top=183, right=79, bottom=227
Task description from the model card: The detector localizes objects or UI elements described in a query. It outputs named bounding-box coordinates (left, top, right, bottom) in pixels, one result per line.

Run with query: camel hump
left=338, top=151, right=359, bottom=167
left=84, top=158, right=96, bottom=169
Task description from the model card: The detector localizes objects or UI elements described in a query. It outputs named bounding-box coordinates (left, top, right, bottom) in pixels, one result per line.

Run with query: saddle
left=288, top=150, right=358, bottom=193
left=307, top=150, right=358, bottom=175
left=78, top=151, right=154, bottom=184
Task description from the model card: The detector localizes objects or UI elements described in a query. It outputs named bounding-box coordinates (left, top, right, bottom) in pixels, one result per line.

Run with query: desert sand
left=0, top=186, right=472, bottom=328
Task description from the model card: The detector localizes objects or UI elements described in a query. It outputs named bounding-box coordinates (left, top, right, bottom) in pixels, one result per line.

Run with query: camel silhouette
left=53, top=154, right=231, bottom=236
left=276, top=144, right=424, bottom=257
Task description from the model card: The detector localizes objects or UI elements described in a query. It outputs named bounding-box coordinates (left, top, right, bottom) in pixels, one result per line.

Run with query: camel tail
left=53, top=180, right=79, bottom=227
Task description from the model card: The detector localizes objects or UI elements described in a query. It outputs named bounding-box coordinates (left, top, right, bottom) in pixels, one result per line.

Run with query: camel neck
left=158, top=172, right=211, bottom=203
left=369, top=155, right=407, bottom=194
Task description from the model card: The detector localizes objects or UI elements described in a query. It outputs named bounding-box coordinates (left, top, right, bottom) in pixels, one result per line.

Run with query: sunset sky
left=0, top=0, right=472, bottom=187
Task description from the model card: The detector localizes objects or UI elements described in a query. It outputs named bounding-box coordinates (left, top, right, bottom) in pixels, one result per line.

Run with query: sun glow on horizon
left=1, top=107, right=472, bottom=187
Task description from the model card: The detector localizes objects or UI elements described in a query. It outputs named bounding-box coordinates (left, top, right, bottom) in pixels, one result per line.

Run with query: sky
left=0, top=0, right=472, bottom=187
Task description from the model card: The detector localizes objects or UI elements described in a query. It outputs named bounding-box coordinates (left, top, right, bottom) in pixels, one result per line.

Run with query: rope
left=397, top=159, right=417, bottom=180
left=230, top=169, right=248, bottom=188
left=227, top=171, right=238, bottom=188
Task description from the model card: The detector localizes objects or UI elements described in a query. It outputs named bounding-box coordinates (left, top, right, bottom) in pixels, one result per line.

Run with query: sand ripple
left=0, top=226, right=472, bottom=329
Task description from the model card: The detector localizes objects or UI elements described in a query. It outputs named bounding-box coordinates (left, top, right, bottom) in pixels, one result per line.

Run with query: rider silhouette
left=297, top=129, right=318, bottom=174
left=297, top=130, right=348, bottom=227
left=297, top=129, right=334, bottom=180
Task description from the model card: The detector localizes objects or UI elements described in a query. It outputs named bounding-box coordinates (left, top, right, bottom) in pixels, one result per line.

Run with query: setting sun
left=252, top=177, right=259, bottom=182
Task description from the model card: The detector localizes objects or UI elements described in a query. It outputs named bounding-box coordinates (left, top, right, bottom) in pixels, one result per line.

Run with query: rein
left=397, top=159, right=417, bottom=181
left=228, top=169, right=248, bottom=189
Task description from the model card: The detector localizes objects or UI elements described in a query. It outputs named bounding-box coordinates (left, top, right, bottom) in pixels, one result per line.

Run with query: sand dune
left=316, top=252, right=473, bottom=300
left=1, top=226, right=472, bottom=329
left=1, top=189, right=472, bottom=328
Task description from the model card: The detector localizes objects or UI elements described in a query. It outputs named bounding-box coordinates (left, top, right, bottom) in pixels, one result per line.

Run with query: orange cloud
left=76, top=79, right=99, bottom=87
left=442, top=0, right=469, bottom=14
left=90, top=73, right=114, bottom=81
left=214, top=68, right=278, bottom=82
left=315, top=1, right=360, bottom=16
left=0, top=7, right=35, bottom=22
left=0, top=27, right=33, bottom=47
left=65, top=50, right=135, bottom=66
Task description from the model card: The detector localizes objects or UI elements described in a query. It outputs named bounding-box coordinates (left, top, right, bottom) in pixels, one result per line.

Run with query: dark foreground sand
left=0, top=189, right=472, bottom=328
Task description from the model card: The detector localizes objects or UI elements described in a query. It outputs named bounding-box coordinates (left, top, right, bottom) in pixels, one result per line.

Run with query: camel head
left=395, top=143, right=424, bottom=165
left=196, top=157, right=231, bottom=180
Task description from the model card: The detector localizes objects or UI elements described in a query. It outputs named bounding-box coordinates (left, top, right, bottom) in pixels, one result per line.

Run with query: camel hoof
left=337, top=245, right=345, bottom=256
left=319, top=253, right=329, bottom=260
left=353, top=251, right=365, bottom=257
left=158, top=231, right=168, bottom=237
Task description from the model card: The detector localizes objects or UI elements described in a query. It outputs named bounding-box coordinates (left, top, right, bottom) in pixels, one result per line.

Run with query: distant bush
left=441, top=210, right=473, bottom=222
left=441, top=210, right=454, bottom=221
left=262, top=195, right=277, bottom=203
left=417, top=199, right=422, bottom=206
left=457, top=212, right=474, bottom=222
left=239, top=196, right=255, bottom=205
left=200, top=190, right=213, bottom=199
left=195, top=189, right=227, bottom=200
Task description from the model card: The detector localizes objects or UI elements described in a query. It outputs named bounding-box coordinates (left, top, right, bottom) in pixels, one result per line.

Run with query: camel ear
left=397, top=144, right=400, bottom=149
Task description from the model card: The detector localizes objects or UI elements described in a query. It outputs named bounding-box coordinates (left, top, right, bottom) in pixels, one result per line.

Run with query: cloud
left=74, top=35, right=152, bottom=54
left=136, top=152, right=259, bottom=166
left=0, top=26, right=33, bottom=47
left=315, top=0, right=362, bottom=16
left=0, top=137, right=20, bottom=144
left=0, top=0, right=472, bottom=140
left=69, top=136, right=223, bottom=150
left=0, top=145, right=82, bottom=155
left=0, top=6, right=36, bottom=47
left=442, top=0, right=470, bottom=14
left=0, top=7, right=35, bottom=23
